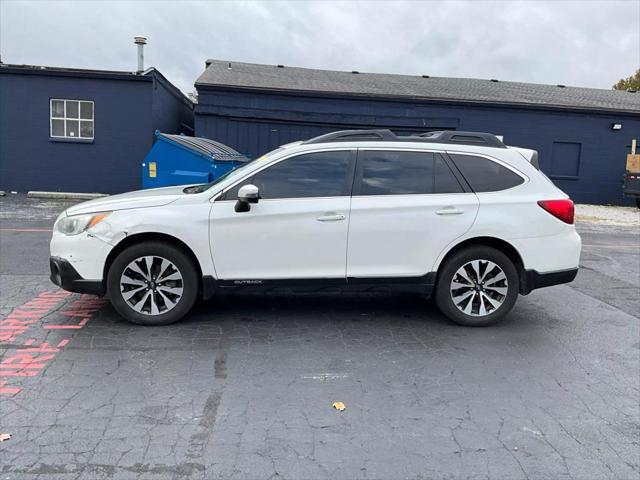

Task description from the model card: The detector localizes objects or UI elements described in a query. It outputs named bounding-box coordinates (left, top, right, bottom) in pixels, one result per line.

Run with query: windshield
left=183, top=146, right=286, bottom=194
left=183, top=161, right=255, bottom=194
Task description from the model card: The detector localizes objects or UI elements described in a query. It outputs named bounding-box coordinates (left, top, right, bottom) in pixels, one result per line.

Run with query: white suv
left=50, top=130, right=581, bottom=327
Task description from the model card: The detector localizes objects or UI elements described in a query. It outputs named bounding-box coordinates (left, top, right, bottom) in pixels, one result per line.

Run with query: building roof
left=196, top=59, right=640, bottom=114
left=0, top=63, right=192, bottom=106
left=0, top=63, right=150, bottom=81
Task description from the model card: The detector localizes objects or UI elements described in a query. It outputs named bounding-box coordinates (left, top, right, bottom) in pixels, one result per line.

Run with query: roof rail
left=412, top=131, right=506, bottom=148
left=303, top=129, right=506, bottom=148
left=303, top=129, right=397, bottom=144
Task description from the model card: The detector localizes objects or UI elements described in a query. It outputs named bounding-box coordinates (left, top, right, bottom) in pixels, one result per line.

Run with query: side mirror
left=235, top=184, right=259, bottom=212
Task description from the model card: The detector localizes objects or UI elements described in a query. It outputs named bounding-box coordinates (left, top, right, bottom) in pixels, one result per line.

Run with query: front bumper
left=50, top=256, right=105, bottom=295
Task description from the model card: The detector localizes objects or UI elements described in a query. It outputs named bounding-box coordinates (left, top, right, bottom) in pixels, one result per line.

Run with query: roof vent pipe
left=134, top=36, right=147, bottom=73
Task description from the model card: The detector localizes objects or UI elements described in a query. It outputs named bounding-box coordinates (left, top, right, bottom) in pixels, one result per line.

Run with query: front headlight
left=55, top=212, right=111, bottom=236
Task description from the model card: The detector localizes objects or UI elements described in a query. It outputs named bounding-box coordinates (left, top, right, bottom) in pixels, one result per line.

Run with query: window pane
left=66, top=101, right=79, bottom=118
left=51, top=100, right=65, bottom=118
left=360, top=151, right=434, bottom=195
left=434, top=155, right=463, bottom=193
left=80, top=121, right=94, bottom=138
left=450, top=154, right=524, bottom=192
left=80, top=102, right=93, bottom=120
left=51, top=119, right=65, bottom=137
left=66, top=120, right=79, bottom=138
left=253, top=151, right=351, bottom=199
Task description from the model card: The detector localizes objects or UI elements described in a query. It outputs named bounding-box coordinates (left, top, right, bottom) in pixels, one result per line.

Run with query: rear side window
left=449, top=154, right=524, bottom=192
left=357, top=151, right=463, bottom=195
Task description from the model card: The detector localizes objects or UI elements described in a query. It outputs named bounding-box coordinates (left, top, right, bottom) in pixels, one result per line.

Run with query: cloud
left=1, top=0, right=638, bottom=94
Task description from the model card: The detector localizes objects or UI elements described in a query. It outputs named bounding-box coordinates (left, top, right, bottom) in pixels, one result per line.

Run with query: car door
left=210, top=149, right=356, bottom=280
left=346, top=149, right=479, bottom=278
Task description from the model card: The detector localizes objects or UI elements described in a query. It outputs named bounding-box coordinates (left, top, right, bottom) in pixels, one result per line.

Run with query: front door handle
left=317, top=213, right=346, bottom=222
left=435, top=207, right=464, bottom=216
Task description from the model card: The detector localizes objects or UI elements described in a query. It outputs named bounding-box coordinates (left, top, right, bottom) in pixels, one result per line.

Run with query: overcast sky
left=1, top=0, right=638, bottom=95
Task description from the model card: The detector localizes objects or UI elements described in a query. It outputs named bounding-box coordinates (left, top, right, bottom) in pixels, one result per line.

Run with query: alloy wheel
left=449, top=259, right=508, bottom=317
left=119, top=256, right=184, bottom=315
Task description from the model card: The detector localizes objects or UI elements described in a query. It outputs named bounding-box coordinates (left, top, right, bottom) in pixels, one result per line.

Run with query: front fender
left=103, top=203, right=217, bottom=278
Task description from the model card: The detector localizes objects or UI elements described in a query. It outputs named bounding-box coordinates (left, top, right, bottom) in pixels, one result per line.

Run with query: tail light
left=538, top=199, right=574, bottom=224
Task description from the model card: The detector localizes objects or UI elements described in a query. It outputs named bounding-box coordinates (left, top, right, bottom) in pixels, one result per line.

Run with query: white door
left=347, top=149, right=479, bottom=278
left=210, top=150, right=355, bottom=280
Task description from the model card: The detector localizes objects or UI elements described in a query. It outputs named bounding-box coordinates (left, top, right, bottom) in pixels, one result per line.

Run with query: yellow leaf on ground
left=0, top=433, right=11, bottom=442
left=332, top=401, right=346, bottom=412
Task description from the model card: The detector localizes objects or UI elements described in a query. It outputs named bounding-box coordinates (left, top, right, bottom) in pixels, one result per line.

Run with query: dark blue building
left=0, top=64, right=193, bottom=194
left=195, top=60, right=640, bottom=205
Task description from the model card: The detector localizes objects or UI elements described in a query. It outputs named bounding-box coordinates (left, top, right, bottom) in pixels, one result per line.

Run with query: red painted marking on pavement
left=0, top=370, right=41, bottom=377
left=0, top=347, right=58, bottom=377
left=0, top=290, right=71, bottom=343
left=44, top=325, right=82, bottom=329
left=0, top=380, right=21, bottom=395
left=44, top=317, right=89, bottom=329
left=0, top=364, right=47, bottom=370
left=44, top=295, right=106, bottom=328
left=1, top=292, right=107, bottom=395
left=19, top=341, right=67, bottom=353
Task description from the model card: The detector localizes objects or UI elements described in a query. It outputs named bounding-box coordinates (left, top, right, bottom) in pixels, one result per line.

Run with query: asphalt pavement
left=0, top=194, right=638, bottom=480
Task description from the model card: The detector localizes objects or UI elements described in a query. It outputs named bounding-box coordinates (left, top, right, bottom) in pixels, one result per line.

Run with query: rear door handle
left=317, top=213, right=346, bottom=222
left=435, top=207, right=464, bottom=216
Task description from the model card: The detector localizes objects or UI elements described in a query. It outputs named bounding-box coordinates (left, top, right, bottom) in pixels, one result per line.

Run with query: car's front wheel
left=435, top=246, right=519, bottom=326
left=107, top=241, right=199, bottom=325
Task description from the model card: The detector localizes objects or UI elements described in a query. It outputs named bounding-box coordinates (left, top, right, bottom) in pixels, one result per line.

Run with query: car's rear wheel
left=435, top=246, right=519, bottom=326
left=107, top=242, right=199, bottom=325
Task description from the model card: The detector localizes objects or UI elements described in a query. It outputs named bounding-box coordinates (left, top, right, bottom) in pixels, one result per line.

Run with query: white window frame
left=50, top=99, right=94, bottom=140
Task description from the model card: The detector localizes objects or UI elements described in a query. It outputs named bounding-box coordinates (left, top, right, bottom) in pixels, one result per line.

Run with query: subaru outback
left=50, top=130, right=581, bottom=326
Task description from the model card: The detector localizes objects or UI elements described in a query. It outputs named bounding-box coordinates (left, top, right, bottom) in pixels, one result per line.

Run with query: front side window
left=356, top=151, right=463, bottom=195
left=50, top=99, right=94, bottom=139
left=250, top=150, right=353, bottom=199
left=449, top=154, right=524, bottom=192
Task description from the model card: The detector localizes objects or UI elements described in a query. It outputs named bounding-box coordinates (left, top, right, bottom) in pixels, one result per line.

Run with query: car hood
left=65, top=185, right=189, bottom=216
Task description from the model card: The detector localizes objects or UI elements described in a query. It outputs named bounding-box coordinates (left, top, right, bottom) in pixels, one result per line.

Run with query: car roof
left=280, top=139, right=511, bottom=157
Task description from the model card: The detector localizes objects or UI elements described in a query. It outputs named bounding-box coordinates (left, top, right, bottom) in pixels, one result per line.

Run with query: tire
left=635, top=198, right=640, bottom=209
left=107, top=241, right=199, bottom=326
left=435, top=246, right=519, bottom=327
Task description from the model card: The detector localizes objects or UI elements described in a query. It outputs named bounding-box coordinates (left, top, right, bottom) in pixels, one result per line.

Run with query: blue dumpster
left=142, top=131, right=249, bottom=189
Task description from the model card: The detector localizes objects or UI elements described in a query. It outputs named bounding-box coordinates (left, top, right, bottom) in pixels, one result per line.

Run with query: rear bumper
left=50, top=256, right=105, bottom=295
left=511, top=228, right=581, bottom=274
left=521, top=268, right=578, bottom=295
